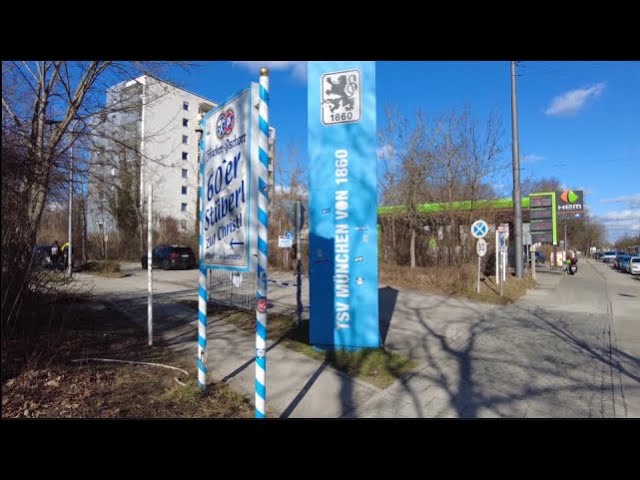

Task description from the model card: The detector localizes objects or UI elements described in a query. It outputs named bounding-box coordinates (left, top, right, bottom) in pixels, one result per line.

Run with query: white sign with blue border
left=201, top=86, right=259, bottom=271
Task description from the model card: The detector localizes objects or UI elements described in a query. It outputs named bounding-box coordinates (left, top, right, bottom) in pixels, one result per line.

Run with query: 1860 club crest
left=321, top=69, right=361, bottom=125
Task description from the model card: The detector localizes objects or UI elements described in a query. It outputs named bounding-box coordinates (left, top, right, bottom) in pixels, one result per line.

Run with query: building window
left=183, top=118, right=189, bottom=127
left=180, top=220, right=187, bottom=230
left=183, top=101, right=189, bottom=111
left=182, top=169, right=188, bottom=178
left=182, top=151, right=188, bottom=161
left=181, top=203, right=188, bottom=212
left=181, top=186, right=188, bottom=195
left=182, top=135, right=189, bottom=145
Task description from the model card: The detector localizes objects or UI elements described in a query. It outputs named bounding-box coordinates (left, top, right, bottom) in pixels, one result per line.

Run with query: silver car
left=628, top=257, right=640, bottom=275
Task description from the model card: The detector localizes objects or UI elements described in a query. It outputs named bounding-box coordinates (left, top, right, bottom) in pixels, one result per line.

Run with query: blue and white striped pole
left=255, top=67, right=270, bottom=418
left=197, top=116, right=208, bottom=390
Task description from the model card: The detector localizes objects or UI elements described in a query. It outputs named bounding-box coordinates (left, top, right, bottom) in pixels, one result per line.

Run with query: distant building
left=88, top=75, right=217, bottom=234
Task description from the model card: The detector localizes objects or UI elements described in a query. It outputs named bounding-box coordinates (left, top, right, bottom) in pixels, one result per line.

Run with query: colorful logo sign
left=216, top=108, right=235, bottom=139
left=560, top=190, right=578, bottom=204
left=557, top=189, right=584, bottom=212
left=257, top=298, right=268, bottom=313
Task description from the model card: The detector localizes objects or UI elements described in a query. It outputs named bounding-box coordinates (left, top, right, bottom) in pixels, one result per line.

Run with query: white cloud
left=522, top=153, right=544, bottom=163
left=377, top=144, right=395, bottom=160
left=232, top=61, right=307, bottom=81
left=601, top=193, right=640, bottom=208
left=545, top=82, right=606, bottom=116
left=599, top=209, right=640, bottom=240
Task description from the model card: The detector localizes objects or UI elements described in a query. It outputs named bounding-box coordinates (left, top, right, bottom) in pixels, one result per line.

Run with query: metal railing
left=208, top=269, right=257, bottom=312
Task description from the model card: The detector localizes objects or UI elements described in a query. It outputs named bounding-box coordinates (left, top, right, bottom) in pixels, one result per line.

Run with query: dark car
left=141, top=245, right=197, bottom=270
left=32, top=243, right=53, bottom=270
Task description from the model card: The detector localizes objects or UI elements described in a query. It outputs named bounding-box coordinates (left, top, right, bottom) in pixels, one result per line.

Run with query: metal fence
left=208, top=269, right=257, bottom=312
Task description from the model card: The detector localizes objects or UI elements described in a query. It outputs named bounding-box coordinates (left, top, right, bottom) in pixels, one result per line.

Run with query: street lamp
left=96, top=220, right=103, bottom=258
left=44, top=117, right=78, bottom=275
left=67, top=120, right=83, bottom=276
left=111, top=167, right=118, bottom=220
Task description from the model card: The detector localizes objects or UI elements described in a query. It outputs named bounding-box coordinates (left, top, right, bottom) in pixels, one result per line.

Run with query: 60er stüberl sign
left=201, top=86, right=260, bottom=271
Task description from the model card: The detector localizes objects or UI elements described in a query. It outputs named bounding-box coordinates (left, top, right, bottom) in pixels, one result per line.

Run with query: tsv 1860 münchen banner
left=307, top=61, right=380, bottom=349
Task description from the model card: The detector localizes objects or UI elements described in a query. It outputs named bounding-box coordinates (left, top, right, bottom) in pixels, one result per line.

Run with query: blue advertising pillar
left=307, top=61, right=380, bottom=349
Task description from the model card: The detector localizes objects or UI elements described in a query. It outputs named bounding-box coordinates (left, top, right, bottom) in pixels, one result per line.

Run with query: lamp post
left=44, top=117, right=79, bottom=275
left=67, top=120, right=83, bottom=276
left=68, top=143, right=74, bottom=276
left=97, top=220, right=105, bottom=259
left=111, top=167, right=118, bottom=224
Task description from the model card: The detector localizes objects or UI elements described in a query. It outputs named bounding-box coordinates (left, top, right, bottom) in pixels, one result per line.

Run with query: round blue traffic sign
left=471, top=219, right=489, bottom=239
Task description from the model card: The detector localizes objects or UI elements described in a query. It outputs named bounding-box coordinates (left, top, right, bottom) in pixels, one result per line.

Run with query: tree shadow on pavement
left=280, top=360, right=331, bottom=418
left=379, top=286, right=399, bottom=345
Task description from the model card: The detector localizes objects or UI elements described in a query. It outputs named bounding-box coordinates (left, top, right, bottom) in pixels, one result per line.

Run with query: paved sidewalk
left=76, top=257, right=638, bottom=418
left=75, top=272, right=378, bottom=418
left=348, top=260, right=634, bottom=418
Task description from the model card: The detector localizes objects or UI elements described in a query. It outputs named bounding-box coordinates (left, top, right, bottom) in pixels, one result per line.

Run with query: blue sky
left=167, top=61, right=640, bottom=242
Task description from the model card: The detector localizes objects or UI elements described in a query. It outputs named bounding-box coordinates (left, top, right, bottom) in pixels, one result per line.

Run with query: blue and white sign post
left=307, top=61, right=380, bottom=349
left=254, top=68, right=270, bottom=418
left=198, top=73, right=264, bottom=409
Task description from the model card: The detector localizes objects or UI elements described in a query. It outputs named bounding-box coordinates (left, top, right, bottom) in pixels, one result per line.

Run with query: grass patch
left=1, top=296, right=252, bottom=418
left=380, top=262, right=535, bottom=304
left=180, top=301, right=416, bottom=389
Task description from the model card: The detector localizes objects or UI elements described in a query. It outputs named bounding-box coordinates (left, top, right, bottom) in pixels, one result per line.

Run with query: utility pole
left=511, top=61, right=524, bottom=278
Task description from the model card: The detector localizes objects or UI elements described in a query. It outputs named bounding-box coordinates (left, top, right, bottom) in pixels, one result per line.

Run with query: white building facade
left=89, top=75, right=216, bottom=235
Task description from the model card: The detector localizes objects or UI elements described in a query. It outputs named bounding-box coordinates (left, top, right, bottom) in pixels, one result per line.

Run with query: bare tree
left=378, top=105, right=506, bottom=268
left=1, top=60, right=191, bottom=341
left=269, top=143, right=307, bottom=270
left=520, top=176, right=562, bottom=196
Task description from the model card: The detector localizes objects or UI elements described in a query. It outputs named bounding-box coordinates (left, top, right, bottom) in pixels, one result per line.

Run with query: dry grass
left=380, top=262, right=535, bottom=305
left=1, top=297, right=252, bottom=418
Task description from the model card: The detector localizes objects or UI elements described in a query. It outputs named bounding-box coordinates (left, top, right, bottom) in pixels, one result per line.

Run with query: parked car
left=601, top=251, right=617, bottom=263
left=32, top=243, right=52, bottom=270
left=141, top=245, right=197, bottom=270
left=614, top=253, right=630, bottom=270
left=619, top=255, right=633, bottom=273
left=627, top=256, right=640, bottom=275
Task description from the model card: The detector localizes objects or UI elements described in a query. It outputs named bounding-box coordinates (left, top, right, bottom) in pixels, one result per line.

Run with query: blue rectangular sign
left=307, top=61, right=380, bottom=349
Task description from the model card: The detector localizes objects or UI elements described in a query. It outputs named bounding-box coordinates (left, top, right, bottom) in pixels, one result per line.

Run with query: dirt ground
left=1, top=298, right=253, bottom=418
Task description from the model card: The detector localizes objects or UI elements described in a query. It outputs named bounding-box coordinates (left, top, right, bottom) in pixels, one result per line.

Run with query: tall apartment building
left=89, top=75, right=217, bottom=235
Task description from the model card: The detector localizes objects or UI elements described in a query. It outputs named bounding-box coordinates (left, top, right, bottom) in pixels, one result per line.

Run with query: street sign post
left=198, top=74, right=266, bottom=418
left=496, top=223, right=509, bottom=284
left=476, top=238, right=487, bottom=293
